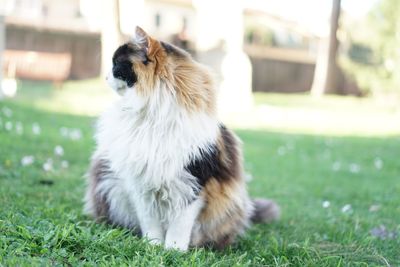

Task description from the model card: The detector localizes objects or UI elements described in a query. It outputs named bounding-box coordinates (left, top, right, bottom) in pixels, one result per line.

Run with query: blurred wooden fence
left=5, top=24, right=101, bottom=80
left=245, top=44, right=316, bottom=93
left=5, top=24, right=321, bottom=93
left=3, top=50, right=71, bottom=82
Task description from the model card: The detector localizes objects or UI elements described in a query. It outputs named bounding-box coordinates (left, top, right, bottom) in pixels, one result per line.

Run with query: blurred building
left=1, top=0, right=320, bottom=93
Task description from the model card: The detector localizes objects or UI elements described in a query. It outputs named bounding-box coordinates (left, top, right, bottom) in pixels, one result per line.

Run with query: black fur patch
left=112, top=44, right=134, bottom=64
left=217, top=124, right=240, bottom=181
left=185, top=124, right=239, bottom=188
left=112, top=44, right=137, bottom=87
left=185, top=145, right=219, bottom=187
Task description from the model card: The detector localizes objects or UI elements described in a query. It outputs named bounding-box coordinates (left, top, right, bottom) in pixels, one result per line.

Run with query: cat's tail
left=250, top=198, right=280, bottom=224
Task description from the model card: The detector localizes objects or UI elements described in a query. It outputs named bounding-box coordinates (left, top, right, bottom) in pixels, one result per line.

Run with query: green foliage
left=1, top=98, right=399, bottom=266
left=245, top=26, right=276, bottom=47
left=347, top=43, right=375, bottom=65
left=342, top=0, right=400, bottom=94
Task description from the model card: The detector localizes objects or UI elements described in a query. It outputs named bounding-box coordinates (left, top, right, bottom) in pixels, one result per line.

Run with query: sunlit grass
left=13, top=79, right=117, bottom=116
left=1, top=100, right=399, bottom=266
left=12, top=79, right=400, bottom=136
left=1, top=80, right=399, bottom=266
left=223, top=93, right=400, bottom=136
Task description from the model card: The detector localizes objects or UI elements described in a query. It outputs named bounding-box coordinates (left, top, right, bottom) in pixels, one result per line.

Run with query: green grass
left=1, top=83, right=399, bottom=266
left=225, top=93, right=400, bottom=136
left=12, top=79, right=117, bottom=116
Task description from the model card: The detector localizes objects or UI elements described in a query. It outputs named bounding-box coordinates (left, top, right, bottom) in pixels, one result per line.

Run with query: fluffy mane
left=120, top=27, right=216, bottom=114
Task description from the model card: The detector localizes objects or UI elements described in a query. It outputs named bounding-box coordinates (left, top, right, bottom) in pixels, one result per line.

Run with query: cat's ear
left=134, top=26, right=149, bottom=49
left=134, top=26, right=158, bottom=56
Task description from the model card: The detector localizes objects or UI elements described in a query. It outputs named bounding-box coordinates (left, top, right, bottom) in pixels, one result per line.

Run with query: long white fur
left=165, top=198, right=204, bottom=251
left=106, top=70, right=127, bottom=95
left=87, top=74, right=219, bottom=250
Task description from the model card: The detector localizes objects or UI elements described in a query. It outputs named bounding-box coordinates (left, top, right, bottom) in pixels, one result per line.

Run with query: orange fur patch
left=192, top=177, right=248, bottom=248
left=130, top=31, right=216, bottom=114
left=200, top=178, right=243, bottom=221
left=172, top=61, right=216, bottom=114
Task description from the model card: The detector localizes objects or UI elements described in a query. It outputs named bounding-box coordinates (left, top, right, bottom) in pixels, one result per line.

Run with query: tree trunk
left=311, top=0, right=341, bottom=96
left=101, top=0, right=123, bottom=76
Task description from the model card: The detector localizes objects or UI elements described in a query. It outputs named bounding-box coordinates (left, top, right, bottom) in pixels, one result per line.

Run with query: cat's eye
left=142, top=57, right=151, bottom=65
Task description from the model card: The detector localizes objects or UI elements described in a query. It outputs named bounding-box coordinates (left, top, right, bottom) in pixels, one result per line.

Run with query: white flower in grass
left=244, top=172, right=253, bottom=182
left=332, top=161, right=341, bottom=172
left=5, top=121, right=12, bottom=131
left=369, top=204, right=381, bottom=212
left=21, top=155, right=34, bottom=166
left=2, top=107, right=12, bottom=117
left=322, top=200, right=330, bottom=208
left=54, top=145, right=64, bottom=156
left=32, top=123, right=41, bottom=135
left=374, top=157, right=383, bottom=170
left=341, top=204, right=352, bottom=213
left=61, top=160, right=69, bottom=169
left=16, top=121, right=23, bottom=135
left=349, top=163, right=360, bottom=174
left=60, top=127, right=69, bottom=137
left=69, top=128, right=82, bottom=140
left=277, top=146, right=286, bottom=156
left=43, top=158, right=53, bottom=172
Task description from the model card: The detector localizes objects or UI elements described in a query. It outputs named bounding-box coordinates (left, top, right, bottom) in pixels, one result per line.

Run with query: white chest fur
left=94, top=87, right=218, bottom=223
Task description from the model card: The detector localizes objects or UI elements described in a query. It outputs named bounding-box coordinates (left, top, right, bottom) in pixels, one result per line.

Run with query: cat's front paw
left=148, top=238, right=163, bottom=246
left=164, top=240, right=189, bottom=252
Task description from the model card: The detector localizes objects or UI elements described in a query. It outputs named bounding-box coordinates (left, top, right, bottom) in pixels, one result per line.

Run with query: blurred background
left=0, top=0, right=399, bottom=135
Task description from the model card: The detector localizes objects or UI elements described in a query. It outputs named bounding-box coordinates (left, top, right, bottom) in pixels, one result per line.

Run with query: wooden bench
left=2, top=50, right=72, bottom=84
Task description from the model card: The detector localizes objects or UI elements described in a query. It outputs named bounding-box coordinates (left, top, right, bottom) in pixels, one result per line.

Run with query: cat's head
left=106, top=26, right=215, bottom=113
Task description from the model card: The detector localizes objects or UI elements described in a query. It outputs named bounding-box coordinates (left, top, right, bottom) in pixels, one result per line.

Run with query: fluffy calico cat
left=84, top=27, right=279, bottom=251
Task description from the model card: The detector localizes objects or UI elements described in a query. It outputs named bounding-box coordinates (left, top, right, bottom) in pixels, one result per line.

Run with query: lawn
left=0, top=81, right=399, bottom=266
